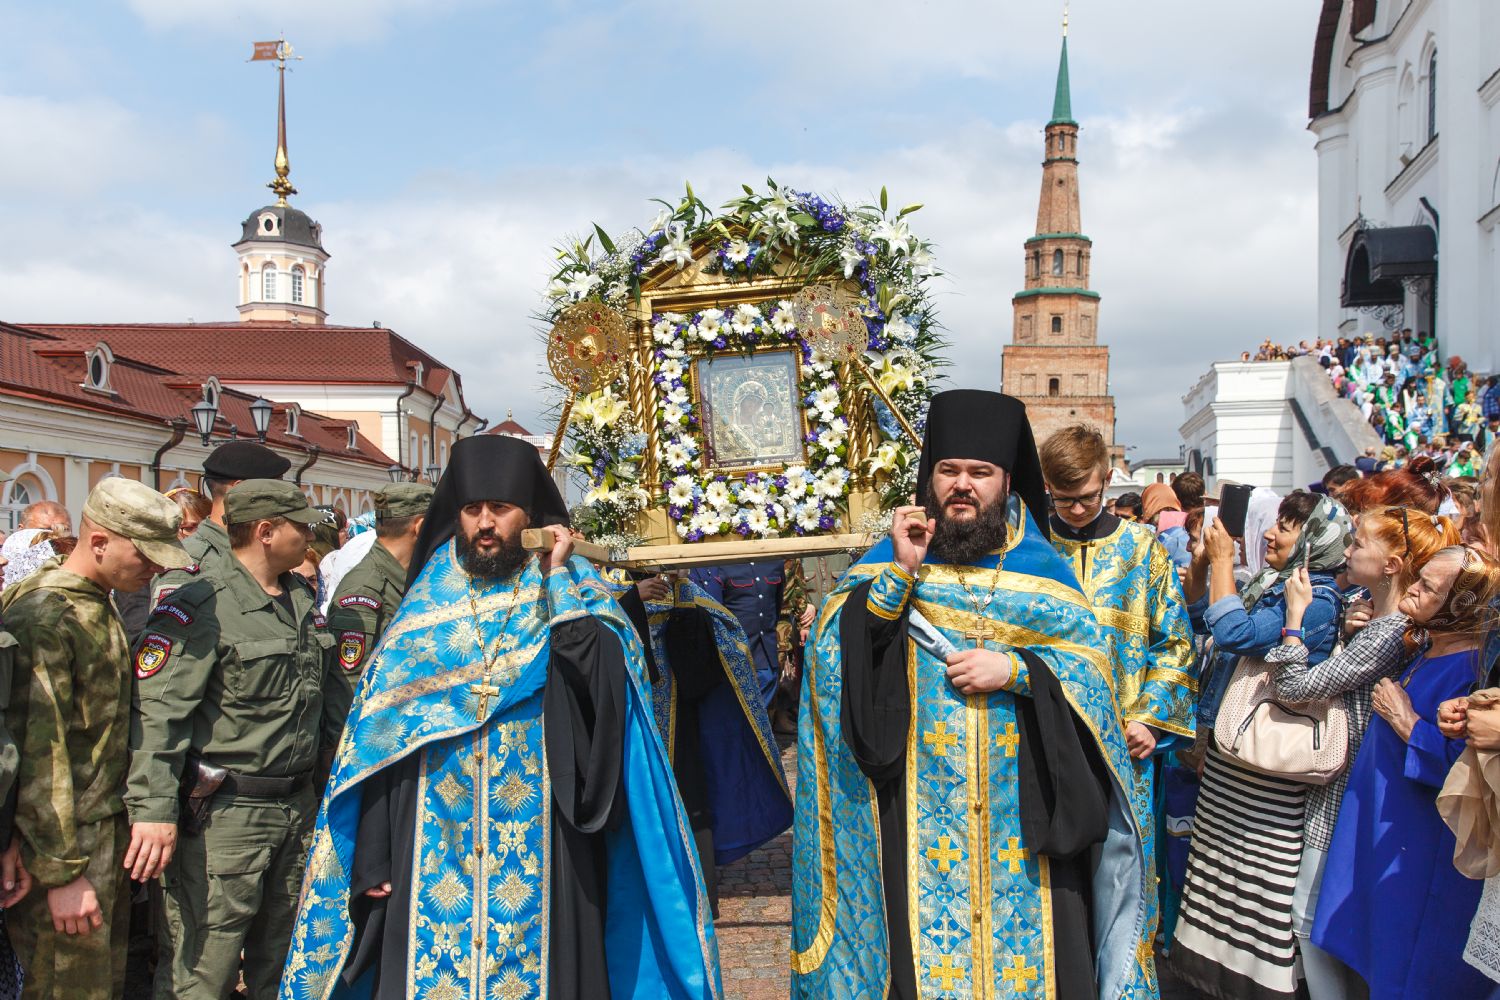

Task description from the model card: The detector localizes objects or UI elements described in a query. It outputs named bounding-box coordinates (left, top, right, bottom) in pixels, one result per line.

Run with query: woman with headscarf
left=1312, top=545, right=1500, bottom=1000
left=1171, top=493, right=1352, bottom=1000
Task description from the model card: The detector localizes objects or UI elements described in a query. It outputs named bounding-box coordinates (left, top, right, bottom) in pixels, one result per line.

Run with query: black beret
left=202, top=441, right=291, bottom=481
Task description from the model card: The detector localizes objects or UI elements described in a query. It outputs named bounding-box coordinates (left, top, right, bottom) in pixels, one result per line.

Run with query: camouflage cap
left=81, top=478, right=193, bottom=570
left=224, top=479, right=327, bottom=526
left=374, top=482, right=434, bottom=520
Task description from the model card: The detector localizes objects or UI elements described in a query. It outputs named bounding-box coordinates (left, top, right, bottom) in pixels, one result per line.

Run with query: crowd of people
left=0, top=398, right=1496, bottom=999
left=1243, top=331, right=1500, bottom=473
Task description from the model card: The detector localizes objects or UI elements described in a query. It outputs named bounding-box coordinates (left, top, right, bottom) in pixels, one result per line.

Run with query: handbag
left=1213, top=655, right=1350, bottom=784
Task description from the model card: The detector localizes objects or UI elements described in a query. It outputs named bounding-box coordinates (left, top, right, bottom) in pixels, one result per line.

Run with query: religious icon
left=694, top=350, right=806, bottom=472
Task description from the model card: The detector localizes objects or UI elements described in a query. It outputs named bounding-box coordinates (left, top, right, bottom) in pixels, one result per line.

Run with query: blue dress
left=1312, top=648, right=1491, bottom=1000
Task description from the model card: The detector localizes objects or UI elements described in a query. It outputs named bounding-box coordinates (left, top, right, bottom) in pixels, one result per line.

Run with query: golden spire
left=253, top=36, right=302, bottom=207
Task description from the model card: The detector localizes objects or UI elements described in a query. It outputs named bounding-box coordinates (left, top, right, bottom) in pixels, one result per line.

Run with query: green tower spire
left=1050, top=35, right=1075, bottom=126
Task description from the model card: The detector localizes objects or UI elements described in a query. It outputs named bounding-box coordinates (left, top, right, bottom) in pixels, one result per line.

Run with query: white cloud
left=125, top=0, right=480, bottom=46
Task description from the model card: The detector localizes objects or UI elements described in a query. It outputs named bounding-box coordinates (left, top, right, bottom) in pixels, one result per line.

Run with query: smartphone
left=1203, top=504, right=1219, bottom=530
left=1218, top=483, right=1253, bottom=538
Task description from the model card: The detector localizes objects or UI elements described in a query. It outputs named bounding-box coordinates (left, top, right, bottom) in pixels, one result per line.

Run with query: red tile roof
left=0, top=322, right=392, bottom=466
left=20, top=322, right=458, bottom=397
left=486, top=418, right=533, bottom=436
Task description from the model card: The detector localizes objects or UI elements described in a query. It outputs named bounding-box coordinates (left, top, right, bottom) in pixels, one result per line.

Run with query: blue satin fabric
left=277, top=543, right=722, bottom=1000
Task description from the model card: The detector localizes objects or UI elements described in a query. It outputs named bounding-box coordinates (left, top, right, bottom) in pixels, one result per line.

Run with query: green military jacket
left=150, top=518, right=228, bottom=604
left=324, top=541, right=406, bottom=728
left=126, top=550, right=339, bottom=825
left=1, top=561, right=132, bottom=888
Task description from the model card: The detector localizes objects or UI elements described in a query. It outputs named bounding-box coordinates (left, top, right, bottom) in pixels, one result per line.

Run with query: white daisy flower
left=667, top=477, right=696, bottom=506
left=724, top=238, right=751, bottom=264
left=666, top=386, right=690, bottom=406
left=658, top=359, right=683, bottom=380
left=662, top=403, right=685, bottom=426
left=740, top=482, right=770, bottom=507
left=770, top=307, right=797, bottom=335
left=663, top=442, right=690, bottom=469
left=796, top=505, right=822, bottom=531
left=746, top=508, right=770, bottom=534
left=704, top=481, right=732, bottom=509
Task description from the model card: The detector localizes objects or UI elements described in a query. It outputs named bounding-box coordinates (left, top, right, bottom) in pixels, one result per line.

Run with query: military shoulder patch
left=183, top=563, right=200, bottom=575
left=338, top=631, right=367, bottom=672
left=135, top=633, right=173, bottom=679
left=338, top=594, right=381, bottom=611
left=312, top=613, right=328, bottom=629
left=151, top=603, right=193, bottom=626
left=154, top=585, right=179, bottom=602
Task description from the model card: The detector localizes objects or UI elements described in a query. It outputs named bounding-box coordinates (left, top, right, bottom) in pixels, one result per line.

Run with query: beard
left=924, top=483, right=1009, bottom=565
left=454, top=524, right=528, bottom=581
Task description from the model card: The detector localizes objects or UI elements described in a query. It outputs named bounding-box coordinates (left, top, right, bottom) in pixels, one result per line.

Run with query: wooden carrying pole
left=520, top=529, right=874, bottom=571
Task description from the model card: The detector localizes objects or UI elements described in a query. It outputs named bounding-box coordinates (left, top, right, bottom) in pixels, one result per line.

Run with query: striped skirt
left=1170, top=747, right=1307, bottom=1000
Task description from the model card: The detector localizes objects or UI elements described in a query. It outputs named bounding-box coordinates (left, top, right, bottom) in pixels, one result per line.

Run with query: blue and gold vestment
left=278, top=544, right=721, bottom=1000
left=790, top=498, right=1147, bottom=1000
left=1051, top=517, right=1197, bottom=999
left=639, top=578, right=794, bottom=863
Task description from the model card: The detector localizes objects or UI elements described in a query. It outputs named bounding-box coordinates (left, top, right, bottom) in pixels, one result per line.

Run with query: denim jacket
left=1189, top=571, right=1342, bottom=731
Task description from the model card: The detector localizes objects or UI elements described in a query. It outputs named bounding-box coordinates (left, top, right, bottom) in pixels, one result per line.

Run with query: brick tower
left=1001, top=27, right=1118, bottom=456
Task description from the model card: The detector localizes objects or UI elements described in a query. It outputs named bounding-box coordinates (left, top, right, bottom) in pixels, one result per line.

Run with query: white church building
left=1309, top=0, right=1500, bottom=374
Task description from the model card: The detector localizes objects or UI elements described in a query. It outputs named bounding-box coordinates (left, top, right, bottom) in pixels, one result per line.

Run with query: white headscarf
left=1, top=529, right=57, bottom=590
left=1241, top=486, right=1284, bottom=576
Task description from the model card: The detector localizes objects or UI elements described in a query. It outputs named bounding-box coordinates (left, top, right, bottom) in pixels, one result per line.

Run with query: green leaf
left=897, top=203, right=924, bottom=218
left=766, top=175, right=777, bottom=190
left=593, top=224, right=617, bottom=256
left=685, top=180, right=695, bottom=204
left=743, top=183, right=755, bottom=196
left=880, top=186, right=889, bottom=213
left=790, top=212, right=818, bottom=227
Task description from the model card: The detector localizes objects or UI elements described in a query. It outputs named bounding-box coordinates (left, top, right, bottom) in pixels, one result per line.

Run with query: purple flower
left=735, top=522, right=752, bottom=537
left=818, top=514, right=836, bottom=530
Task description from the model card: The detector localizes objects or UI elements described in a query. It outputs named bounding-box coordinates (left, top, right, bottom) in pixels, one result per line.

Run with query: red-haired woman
left=1313, top=545, right=1500, bottom=999
left=1275, top=508, right=1460, bottom=998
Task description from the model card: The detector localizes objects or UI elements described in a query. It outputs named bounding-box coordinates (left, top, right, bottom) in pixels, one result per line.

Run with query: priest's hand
left=536, top=524, right=574, bottom=575
left=1125, top=721, right=1158, bottom=760
left=636, top=575, right=671, bottom=603
left=363, top=881, right=393, bottom=899
left=944, top=648, right=1012, bottom=695
left=891, top=505, right=934, bottom=577
left=124, top=822, right=177, bottom=881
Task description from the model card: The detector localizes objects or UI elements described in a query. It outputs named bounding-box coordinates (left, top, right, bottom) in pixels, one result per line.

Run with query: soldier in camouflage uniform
left=1, top=479, right=190, bottom=1000
left=151, top=441, right=289, bottom=605
left=323, top=482, right=430, bottom=735
left=125, top=480, right=339, bottom=1000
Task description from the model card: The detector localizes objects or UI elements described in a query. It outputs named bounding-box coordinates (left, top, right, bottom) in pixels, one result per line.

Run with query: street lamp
left=426, top=462, right=442, bottom=483
left=190, top=399, right=218, bottom=446
left=249, top=398, right=274, bottom=442
left=387, top=464, right=405, bottom=483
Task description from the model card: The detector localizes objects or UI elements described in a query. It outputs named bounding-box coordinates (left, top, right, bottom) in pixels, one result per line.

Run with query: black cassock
left=341, top=616, right=628, bottom=999
left=838, top=579, right=1113, bottom=1000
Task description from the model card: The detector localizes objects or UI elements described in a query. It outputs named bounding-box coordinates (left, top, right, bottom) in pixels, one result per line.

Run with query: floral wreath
left=545, top=181, right=944, bottom=543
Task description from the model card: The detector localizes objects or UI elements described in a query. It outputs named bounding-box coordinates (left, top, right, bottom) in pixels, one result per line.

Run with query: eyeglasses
left=1047, top=489, right=1105, bottom=511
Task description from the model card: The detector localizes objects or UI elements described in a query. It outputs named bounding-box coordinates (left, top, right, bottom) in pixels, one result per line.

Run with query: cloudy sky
left=0, top=0, right=1323, bottom=458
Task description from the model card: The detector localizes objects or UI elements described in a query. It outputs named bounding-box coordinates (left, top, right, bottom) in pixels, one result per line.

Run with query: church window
left=1050, top=316, right=1063, bottom=334
left=291, top=266, right=305, bottom=304
left=1048, top=377, right=1061, bottom=397
left=1052, top=250, right=1064, bottom=276
left=262, top=263, right=277, bottom=300
left=84, top=343, right=113, bottom=393
left=347, top=425, right=359, bottom=451
left=286, top=405, right=300, bottom=437
left=1426, top=49, right=1438, bottom=143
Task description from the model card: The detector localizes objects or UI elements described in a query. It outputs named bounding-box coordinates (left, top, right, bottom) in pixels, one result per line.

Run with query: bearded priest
left=278, top=436, right=720, bottom=1000
left=790, top=390, right=1147, bottom=1000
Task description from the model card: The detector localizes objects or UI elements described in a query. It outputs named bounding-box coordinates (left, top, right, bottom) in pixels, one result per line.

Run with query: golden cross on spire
left=250, top=35, right=303, bottom=206
left=1062, top=1, right=1070, bottom=37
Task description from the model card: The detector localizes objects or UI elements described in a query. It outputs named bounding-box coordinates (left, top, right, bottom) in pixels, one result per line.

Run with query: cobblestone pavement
left=714, top=736, right=798, bottom=999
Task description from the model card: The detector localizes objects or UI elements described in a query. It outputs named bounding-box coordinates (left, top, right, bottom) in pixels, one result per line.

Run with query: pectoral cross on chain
left=963, top=621, right=1002, bottom=650
left=472, top=679, right=502, bottom=718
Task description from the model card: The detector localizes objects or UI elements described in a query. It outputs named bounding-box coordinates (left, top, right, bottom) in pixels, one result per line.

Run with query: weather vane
left=249, top=35, right=303, bottom=206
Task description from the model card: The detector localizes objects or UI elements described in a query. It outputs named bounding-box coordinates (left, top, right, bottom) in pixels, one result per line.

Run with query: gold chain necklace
left=464, top=560, right=529, bottom=718
left=954, top=557, right=1005, bottom=649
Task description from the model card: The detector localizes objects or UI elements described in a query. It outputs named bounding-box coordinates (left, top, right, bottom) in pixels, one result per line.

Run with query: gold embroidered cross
left=996, top=723, right=1020, bottom=757
left=1002, top=954, right=1039, bottom=993
left=928, top=954, right=966, bottom=990
left=997, top=837, right=1029, bottom=873
left=922, top=722, right=959, bottom=758
left=471, top=679, right=502, bottom=718
left=926, top=836, right=962, bottom=873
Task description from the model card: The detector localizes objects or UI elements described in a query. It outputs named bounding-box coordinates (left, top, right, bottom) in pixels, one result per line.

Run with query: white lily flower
left=869, top=440, right=902, bottom=475
left=648, top=209, right=672, bottom=234
left=566, top=271, right=603, bottom=300
left=546, top=277, right=570, bottom=300
left=841, top=245, right=865, bottom=279
left=776, top=214, right=799, bottom=240
left=767, top=187, right=796, bottom=216
left=657, top=223, right=694, bottom=270
left=910, top=245, right=936, bottom=276
left=584, top=483, right=616, bottom=505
